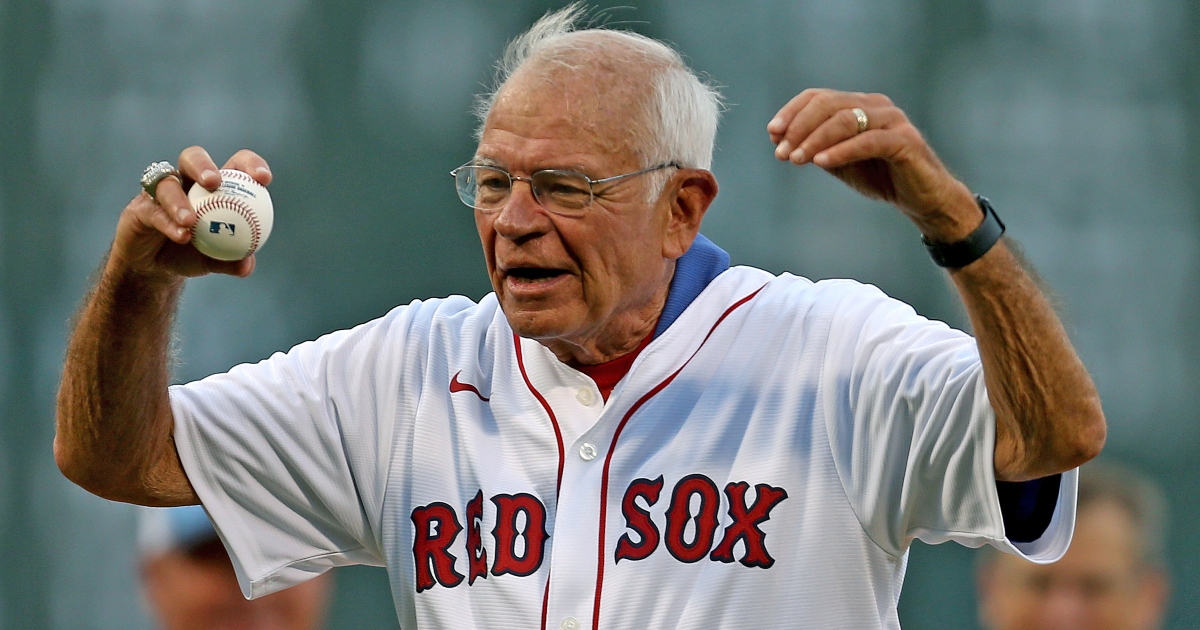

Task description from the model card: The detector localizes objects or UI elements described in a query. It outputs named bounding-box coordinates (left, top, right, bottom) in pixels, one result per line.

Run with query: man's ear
left=662, top=169, right=718, bottom=259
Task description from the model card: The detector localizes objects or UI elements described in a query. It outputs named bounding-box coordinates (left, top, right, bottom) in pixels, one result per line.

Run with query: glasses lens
left=456, top=166, right=510, bottom=210
left=531, top=170, right=592, bottom=214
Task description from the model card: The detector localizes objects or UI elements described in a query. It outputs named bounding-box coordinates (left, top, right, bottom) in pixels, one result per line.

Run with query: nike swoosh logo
left=450, top=371, right=489, bottom=402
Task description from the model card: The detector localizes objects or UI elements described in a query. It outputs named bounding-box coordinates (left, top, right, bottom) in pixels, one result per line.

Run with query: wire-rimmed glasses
left=450, top=162, right=681, bottom=217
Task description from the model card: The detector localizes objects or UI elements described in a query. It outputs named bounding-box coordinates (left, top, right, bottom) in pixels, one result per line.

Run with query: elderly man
left=55, top=6, right=1104, bottom=629
left=977, top=462, right=1170, bottom=630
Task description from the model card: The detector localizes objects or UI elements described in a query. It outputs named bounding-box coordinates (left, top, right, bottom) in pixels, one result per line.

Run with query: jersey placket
left=514, top=282, right=768, bottom=630
left=516, top=336, right=631, bottom=630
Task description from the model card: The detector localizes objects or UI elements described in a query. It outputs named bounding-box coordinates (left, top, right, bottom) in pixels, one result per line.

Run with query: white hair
left=474, top=3, right=723, bottom=183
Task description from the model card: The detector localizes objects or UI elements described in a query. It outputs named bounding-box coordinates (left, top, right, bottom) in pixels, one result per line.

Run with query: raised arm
left=767, top=89, right=1105, bottom=482
left=55, top=147, right=271, bottom=505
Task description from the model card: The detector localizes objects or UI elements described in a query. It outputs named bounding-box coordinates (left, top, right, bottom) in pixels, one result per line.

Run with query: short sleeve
left=171, top=299, right=437, bottom=598
left=818, top=281, right=1075, bottom=562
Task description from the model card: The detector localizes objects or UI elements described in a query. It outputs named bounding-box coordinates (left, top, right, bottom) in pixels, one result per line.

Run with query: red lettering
left=664, top=474, right=720, bottom=563
left=490, top=493, right=549, bottom=577
left=615, top=476, right=664, bottom=563
left=710, top=482, right=788, bottom=568
left=410, top=502, right=464, bottom=592
left=466, top=490, right=488, bottom=585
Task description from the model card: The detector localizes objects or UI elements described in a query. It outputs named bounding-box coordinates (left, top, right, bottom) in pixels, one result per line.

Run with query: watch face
left=976, top=195, right=1005, bottom=231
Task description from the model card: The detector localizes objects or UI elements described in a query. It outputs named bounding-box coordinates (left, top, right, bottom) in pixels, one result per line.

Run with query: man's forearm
left=55, top=258, right=197, bottom=505
left=950, top=239, right=1106, bottom=481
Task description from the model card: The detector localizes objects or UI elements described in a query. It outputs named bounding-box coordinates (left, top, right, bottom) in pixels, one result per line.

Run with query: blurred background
left=0, top=0, right=1196, bottom=628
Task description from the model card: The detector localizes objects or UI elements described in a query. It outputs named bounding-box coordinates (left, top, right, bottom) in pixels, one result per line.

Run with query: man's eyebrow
left=469, top=157, right=593, bottom=174
left=471, top=157, right=504, bottom=168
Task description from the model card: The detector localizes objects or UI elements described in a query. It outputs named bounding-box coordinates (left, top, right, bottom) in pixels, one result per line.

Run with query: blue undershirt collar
left=653, top=233, right=730, bottom=339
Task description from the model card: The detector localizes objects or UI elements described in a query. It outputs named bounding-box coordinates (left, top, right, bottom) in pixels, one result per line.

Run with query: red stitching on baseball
left=192, top=196, right=262, bottom=255
left=220, top=169, right=258, bottom=185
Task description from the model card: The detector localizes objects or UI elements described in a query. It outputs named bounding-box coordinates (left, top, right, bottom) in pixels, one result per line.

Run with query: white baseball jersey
left=171, top=256, right=1077, bottom=629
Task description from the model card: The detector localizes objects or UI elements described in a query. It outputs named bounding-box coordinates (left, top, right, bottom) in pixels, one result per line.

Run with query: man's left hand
left=768, top=88, right=979, bottom=243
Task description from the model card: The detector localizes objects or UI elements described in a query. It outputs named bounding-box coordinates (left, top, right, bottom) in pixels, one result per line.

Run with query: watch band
left=922, top=195, right=1005, bottom=268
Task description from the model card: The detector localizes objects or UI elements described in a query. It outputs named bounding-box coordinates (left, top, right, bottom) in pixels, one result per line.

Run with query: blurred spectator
left=976, top=461, right=1170, bottom=630
left=138, top=505, right=333, bottom=630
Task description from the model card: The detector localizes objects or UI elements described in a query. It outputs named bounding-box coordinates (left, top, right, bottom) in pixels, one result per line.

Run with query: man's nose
left=493, top=179, right=551, bottom=239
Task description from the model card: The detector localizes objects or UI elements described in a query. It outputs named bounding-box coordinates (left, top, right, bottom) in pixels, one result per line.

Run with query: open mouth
left=506, top=267, right=568, bottom=282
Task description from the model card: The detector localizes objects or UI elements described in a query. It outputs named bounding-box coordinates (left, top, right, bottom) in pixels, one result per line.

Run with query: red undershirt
left=575, top=330, right=655, bottom=402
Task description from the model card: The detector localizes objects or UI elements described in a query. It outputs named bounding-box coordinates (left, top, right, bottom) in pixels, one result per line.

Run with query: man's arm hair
left=950, top=238, right=1105, bottom=481
left=55, top=253, right=199, bottom=506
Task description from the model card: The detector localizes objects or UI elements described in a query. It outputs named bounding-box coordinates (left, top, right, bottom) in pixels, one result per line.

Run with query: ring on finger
left=851, top=107, right=869, bottom=134
left=140, top=161, right=180, bottom=201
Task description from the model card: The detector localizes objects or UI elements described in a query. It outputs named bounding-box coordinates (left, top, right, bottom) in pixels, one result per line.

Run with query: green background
left=1, top=1, right=1197, bottom=628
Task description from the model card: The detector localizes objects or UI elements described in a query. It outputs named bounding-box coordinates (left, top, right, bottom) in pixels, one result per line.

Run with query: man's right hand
left=112, top=146, right=272, bottom=283
left=55, top=145, right=273, bottom=507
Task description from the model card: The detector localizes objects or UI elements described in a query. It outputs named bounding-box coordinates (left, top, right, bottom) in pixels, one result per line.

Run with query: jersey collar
left=653, top=233, right=730, bottom=339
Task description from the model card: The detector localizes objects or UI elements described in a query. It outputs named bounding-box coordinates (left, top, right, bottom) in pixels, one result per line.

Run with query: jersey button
left=576, top=387, right=597, bottom=406
left=560, top=617, right=581, bottom=630
left=578, top=443, right=598, bottom=461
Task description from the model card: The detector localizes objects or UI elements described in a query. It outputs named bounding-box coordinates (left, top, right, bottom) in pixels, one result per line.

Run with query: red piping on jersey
left=591, top=286, right=765, bottom=630
left=514, top=334, right=566, bottom=630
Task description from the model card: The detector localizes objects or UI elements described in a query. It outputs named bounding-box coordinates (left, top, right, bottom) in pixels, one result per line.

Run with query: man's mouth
left=506, top=267, right=568, bottom=282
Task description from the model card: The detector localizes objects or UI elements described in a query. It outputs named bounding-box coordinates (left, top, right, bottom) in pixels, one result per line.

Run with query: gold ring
left=851, top=107, right=868, bottom=134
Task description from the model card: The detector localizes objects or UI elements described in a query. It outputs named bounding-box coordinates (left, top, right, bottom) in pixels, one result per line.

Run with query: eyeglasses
left=450, top=162, right=681, bottom=217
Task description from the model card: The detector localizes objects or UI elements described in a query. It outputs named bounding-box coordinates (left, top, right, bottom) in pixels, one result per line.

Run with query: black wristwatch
left=922, top=195, right=1005, bottom=268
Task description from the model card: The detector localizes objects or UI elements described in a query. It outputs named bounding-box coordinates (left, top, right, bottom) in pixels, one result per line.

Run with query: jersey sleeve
left=817, top=280, right=1076, bottom=562
left=170, top=298, right=445, bottom=598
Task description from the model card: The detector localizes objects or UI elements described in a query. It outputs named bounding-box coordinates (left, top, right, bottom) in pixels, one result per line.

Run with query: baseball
left=187, top=169, right=274, bottom=261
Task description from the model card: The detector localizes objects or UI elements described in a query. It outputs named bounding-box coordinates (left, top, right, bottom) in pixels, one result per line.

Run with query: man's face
left=978, top=501, right=1168, bottom=630
left=473, top=68, right=677, bottom=359
left=142, top=538, right=332, bottom=630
